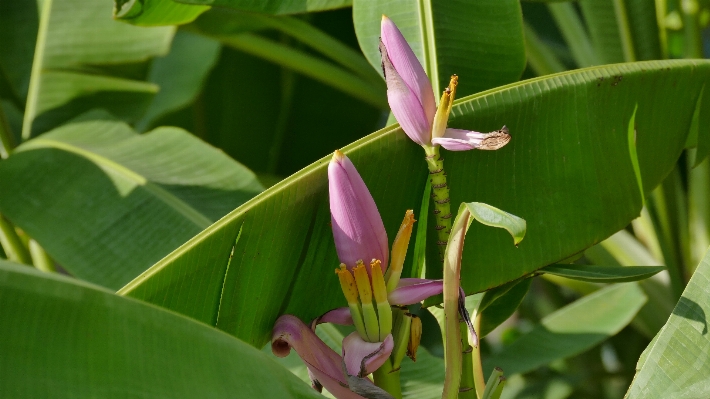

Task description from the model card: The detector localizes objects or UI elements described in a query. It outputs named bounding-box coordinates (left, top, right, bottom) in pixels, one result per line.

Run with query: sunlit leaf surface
left=626, top=247, right=710, bottom=398
left=0, top=111, right=263, bottom=290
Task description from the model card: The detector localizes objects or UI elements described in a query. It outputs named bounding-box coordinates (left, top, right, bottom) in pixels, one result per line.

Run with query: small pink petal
left=342, top=332, right=394, bottom=377
left=329, top=151, right=389, bottom=272
left=380, top=39, right=432, bottom=146
left=432, top=127, right=511, bottom=151
left=381, top=16, right=436, bottom=127
left=388, top=278, right=443, bottom=305
left=272, top=315, right=366, bottom=399
left=432, top=128, right=485, bottom=151
left=312, top=307, right=354, bottom=328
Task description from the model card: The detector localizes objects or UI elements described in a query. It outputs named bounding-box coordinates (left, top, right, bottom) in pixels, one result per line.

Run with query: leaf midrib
left=20, top=137, right=212, bottom=228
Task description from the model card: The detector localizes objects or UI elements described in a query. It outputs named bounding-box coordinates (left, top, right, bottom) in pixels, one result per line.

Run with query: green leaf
left=0, top=260, right=322, bottom=398
left=523, top=22, right=566, bottom=76
left=484, top=283, right=647, bottom=376
left=479, top=278, right=532, bottom=338
left=579, top=0, right=636, bottom=63
left=540, top=264, right=666, bottom=283
left=547, top=2, right=598, bottom=67
left=22, top=0, right=174, bottom=138
left=0, top=0, right=38, bottom=102
left=465, top=202, right=526, bottom=246
left=114, top=0, right=210, bottom=26
left=586, top=231, right=674, bottom=339
left=191, top=9, right=382, bottom=86
left=626, top=247, right=710, bottom=397
left=136, top=30, right=221, bottom=132
left=625, top=0, right=663, bottom=61
left=122, top=60, right=710, bottom=347
left=353, top=0, right=526, bottom=96
left=174, top=0, right=351, bottom=14
left=201, top=31, right=387, bottom=109
left=30, top=71, right=159, bottom=135
left=0, top=112, right=263, bottom=290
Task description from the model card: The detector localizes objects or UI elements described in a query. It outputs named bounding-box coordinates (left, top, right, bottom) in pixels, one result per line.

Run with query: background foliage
left=1, top=0, right=710, bottom=398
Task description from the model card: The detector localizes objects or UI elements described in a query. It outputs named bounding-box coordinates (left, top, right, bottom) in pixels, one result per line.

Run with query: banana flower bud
left=380, top=15, right=510, bottom=152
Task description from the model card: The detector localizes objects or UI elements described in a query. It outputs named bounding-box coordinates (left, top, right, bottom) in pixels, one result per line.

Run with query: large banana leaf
left=135, top=30, right=221, bottom=132
left=22, top=0, right=174, bottom=138
left=626, top=246, right=710, bottom=397
left=120, top=60, right=710, bottom=347
left=0, top=111, right=263, bottom=290
left=0, top=260, right=321, bottom=398
left=353, top=0, right=526, bottom=96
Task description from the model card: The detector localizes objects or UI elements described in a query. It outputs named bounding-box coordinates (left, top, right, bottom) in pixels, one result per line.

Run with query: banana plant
left=1, top=0, right=710, bottom=397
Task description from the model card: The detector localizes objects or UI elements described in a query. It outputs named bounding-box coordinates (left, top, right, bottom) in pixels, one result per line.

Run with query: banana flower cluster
left=272, top=151, right=444, bottom=398
left=379, top=15, right=510, bottom=151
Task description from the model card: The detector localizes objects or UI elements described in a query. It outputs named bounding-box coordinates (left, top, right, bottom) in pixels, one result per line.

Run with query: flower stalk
left=458, top=320, right=476, bottom=399
left=423, top=144, right=452, bottom=262
left=373, top=359, right=402, bottom=399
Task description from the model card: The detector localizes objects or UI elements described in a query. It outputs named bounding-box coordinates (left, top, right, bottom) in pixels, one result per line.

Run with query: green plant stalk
left=647, top=170, right=688, bottom=300
left=22, top=0, right=53, bottom=140
left=655, top=0, right=669, bottom=59
left=459, top=321, right=476, bottom=399
left=612, top=0, right=637, bottom=62
left=29, top=239, right=55, bottom=272
left=471, top=314, right=486, bottom=399
left=372, top=359, right=402, bottom=399
left=442, top=206, right=469, bottom=399
left=681, top=0, right=704, bottom=58
left=489, top=378, right=506, bottom=399
left=0, top=215, right=31, bottom=265
left=423, top=145, right=451, bottom=263
left=481, top=367, right=503, bottom=399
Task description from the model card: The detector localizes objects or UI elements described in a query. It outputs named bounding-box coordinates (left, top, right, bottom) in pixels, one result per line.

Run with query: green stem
left=372, top=359, right=402, bottom=399
left=0, top=215, right=31, bottom=264
left=681, top=0, right=703, bottom=58
left=481, top=367, right=504, bottom=399
left=471, top=314, right=486, bottom=399
left=459, top=321, right=477, bottom=398
left=22, top=0, right=53, bottom=140
left=612, top=0, right=637, bottom=62
left=424, top=145, right=452, bottom=263
left=29, top=239, right=55, bottom=272
left=441, top=207, right=469, bottom=399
